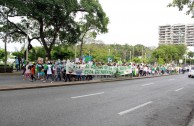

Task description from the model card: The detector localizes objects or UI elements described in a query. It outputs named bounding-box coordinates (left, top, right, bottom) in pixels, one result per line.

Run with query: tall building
left=159, top=24, right=194, bottom=46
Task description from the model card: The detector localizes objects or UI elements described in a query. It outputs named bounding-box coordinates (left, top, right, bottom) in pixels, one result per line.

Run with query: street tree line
left=0, top=0, right=109, bottom=59
left=2, top=43, right=194, bottom=65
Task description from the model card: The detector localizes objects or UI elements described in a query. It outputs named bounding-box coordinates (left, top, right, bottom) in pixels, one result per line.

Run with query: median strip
left=118, top=101, right=153, bottom=116
left=71, top=92, right=104, bottom=99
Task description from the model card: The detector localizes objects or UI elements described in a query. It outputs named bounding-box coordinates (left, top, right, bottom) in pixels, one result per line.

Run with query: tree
left=0, top=0, right=109, bottom=60
left=12, top=51, right=23, bottom=58
left=78, top=2, right=109, bottom=57
left=27, top=46, right=46, bottom=61
left=51, top=45, right=74, bottom=60
left=0, top=49, right=5, bottom=59
left=134, top=44, right=145, bottom=57
left=151, top=44, right=187, bottom=64
left=188, top=51, right=194, bottom=58
left=168, top=0, right=194, bottom=17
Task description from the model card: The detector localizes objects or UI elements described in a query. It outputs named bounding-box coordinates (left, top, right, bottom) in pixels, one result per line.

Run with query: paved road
left=0, top=74, right=194, bottom=126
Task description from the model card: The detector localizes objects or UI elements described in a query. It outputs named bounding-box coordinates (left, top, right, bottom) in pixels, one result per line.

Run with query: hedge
left=0, top=65, right=13, bottom=73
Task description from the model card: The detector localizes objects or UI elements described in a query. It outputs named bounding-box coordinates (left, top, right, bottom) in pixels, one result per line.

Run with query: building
left=159, top=24, right=194, bottom=46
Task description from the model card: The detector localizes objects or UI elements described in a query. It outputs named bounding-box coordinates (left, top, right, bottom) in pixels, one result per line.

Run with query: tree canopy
left=168, top=0, right=194, bottom=17
left=0, top=0, right=109, bottom=59
left=151, top=44, right=187, bottom=64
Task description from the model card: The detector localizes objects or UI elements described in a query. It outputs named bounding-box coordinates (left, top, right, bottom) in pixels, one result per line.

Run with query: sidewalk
left=0, top=74, right=174, bottom=91
left=0, top=70, right=23, bottom=75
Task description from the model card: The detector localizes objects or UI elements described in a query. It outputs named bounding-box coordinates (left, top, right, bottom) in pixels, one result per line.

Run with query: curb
left=0, top=74, right=178, bottom=91
left=0, top=72, right=23, bottom=76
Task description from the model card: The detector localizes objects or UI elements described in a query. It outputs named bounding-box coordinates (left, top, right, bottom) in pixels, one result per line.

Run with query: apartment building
left=159, top=24, right=194, bottom=46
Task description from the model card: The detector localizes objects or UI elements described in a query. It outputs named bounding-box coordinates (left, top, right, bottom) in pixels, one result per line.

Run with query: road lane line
left=71, top=92, right=104, bottom=99
left=169, top=79, right=175, bottom=81
left=118, top=101, right=153, bottom=116
left=141, top=83, right=154, bottom=86
left=175, top=88, right=184, bottom=92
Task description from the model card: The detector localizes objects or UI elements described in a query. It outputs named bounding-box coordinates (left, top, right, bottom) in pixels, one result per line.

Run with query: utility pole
left=4, top=4, right=8, bottom=73
left=130, top=51, right=132, bottom=62
left=26, top=22, right=29, bottom=62
left=132, top=46, right=134, bottom=62
left=74, top=44, right=77, bottom=60
left=142, top=46, right=143, bottom=59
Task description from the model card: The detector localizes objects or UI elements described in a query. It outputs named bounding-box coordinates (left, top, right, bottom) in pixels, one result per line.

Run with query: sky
left=1, top=0, right=194, bottom=52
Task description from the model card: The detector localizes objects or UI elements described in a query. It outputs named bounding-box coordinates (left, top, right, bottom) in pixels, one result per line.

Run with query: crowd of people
left=14, top=57, right=190, bottom=83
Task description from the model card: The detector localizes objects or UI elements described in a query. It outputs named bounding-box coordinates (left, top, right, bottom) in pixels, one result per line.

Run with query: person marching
left=46, top=61, right=54, bottom=83
left=30, top=63, right=37, bottom=82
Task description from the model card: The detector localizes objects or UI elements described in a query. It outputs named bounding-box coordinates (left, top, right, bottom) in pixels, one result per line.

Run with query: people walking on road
left=18, top=56, right=21, bottom=71
left=30, top=64, right=37, bottom=82
left=36, top=63, right=43, bottom=80
left=24, top=62, right=31, bottom=80
left=55, top=62, right=62, bottom=81
left=15, top=57, right=19, bottom=71
left=46, top=61, right=54, bottom=83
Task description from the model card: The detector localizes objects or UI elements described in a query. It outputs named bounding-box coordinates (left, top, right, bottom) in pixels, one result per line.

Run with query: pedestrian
left=46, top=61, right=54, bottom=83
left=15, top=57, right=19, bottom=71
left=30, top=64, right=37, bottom=82
left=24, top=62, right=31, bottom=80
left=36, top=63, right=42, bottom=80
left=18, top=56, right=21, bottom=71
left=55, top=63, right=62, bottom=81
left=43, top=62, right=48, bottom=79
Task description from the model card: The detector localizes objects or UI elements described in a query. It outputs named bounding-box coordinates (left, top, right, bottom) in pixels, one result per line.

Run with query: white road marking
left=71, top=92, right=104, bottom=99
left=141, top=83, right=154, bottom=86
left=175, top=88, right=184, bottom=92
left=118, top=101, right=153, bottom=116
left=169, top=79, right=175, bottom=81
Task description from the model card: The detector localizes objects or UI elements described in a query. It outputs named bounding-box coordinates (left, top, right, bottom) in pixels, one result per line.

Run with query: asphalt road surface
left=0, top=74, right=194, bottom=126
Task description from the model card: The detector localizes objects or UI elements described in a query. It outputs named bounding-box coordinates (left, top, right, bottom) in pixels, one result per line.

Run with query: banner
left=66, top=62, right=132, bottom=75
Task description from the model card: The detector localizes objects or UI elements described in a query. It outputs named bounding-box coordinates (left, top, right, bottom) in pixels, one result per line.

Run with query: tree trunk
left=46, top=49, right=51, bottom=60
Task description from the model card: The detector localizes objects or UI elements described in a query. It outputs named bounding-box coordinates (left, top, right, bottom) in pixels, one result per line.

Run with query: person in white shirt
left=46, top=61, right=53, bottom=83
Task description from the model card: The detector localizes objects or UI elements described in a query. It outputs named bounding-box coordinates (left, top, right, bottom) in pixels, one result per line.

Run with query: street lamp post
left=130, top=51, right=131, bottom=62
left=4, top=4, right=8, bottom=73
left=74, top=44, right=77, bottom=60
left=26, top=22, right=29, bottom=62
left=132, top=46, right=134, bottom=62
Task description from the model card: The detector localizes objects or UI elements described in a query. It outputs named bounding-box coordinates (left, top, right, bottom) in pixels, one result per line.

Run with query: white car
left=188, top=67, right=194, bottom=78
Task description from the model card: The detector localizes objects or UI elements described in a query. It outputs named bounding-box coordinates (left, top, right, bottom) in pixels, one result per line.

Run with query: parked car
left=188, top=67, right=194, bottom=78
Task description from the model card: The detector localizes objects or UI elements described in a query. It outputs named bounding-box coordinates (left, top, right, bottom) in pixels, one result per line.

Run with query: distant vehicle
left=188, top=67, right=194, bottom=78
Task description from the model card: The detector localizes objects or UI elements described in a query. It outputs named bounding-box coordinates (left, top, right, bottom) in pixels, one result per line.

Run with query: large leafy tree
left=168, top=0, right=194, bottom=17
left=0, top=0, right=109, bottom=60
left=0, top=49, right=5, bottom=59
left=152, top=44, right=187, bottom=64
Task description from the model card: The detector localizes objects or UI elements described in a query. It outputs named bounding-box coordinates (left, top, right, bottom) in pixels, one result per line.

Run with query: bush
left=0, top=64, right=13, bottom=73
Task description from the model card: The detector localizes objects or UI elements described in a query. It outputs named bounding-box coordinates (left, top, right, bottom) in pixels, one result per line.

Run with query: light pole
left=26, top=22, right=29, bottom=62
left=74, top=44, right=77, bottom=60
left=132, top=46, right=134, bottom=62
left=4, top=4, right=8, bottom=73
left=130, top=51, right=132, bottom=62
